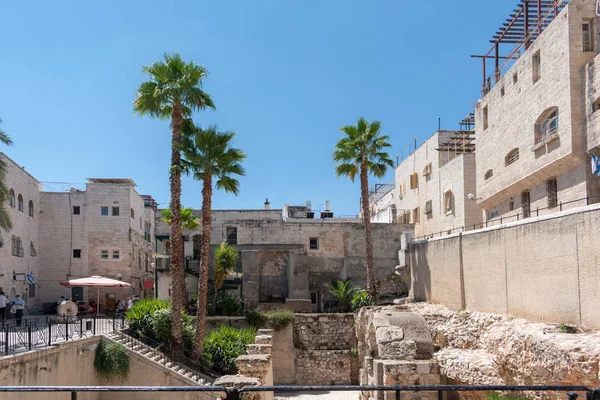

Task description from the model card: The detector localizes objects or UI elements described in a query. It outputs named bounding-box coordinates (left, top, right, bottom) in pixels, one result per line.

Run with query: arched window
left=30, top=241, right=37, bottom=257
left=8, top=189, right=15, bottom=207
left=535, top=107, right=558, bottom=145
left=505, top=148, right=520, bottom=166
left=28, top=200, right=34, bottom=217
left=17, top=194, right=23, bottom=212
left=484, top=169, right=493, bottom=180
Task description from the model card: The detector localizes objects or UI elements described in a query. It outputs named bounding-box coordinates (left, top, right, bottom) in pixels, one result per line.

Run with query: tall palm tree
left=179, top=122, right=246, bottom=361
left=133, top=53, right=215, bottom=350
left=161, top=207, right=200, bottom=303
left=333, top=117, right=393, bottom=300
left=0, top=118, right=13, bottom=231
left=213, top=242, right=238, bottom=313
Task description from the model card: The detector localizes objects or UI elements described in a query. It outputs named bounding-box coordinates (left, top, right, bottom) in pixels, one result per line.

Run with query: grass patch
left=245, top=309, right=294, bottom=331
left=94, top=340, right=130, bottom=382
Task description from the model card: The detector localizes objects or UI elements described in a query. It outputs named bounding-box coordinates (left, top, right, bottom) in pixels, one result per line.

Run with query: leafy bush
left=217, top=294, right=243, bottom=316
left=324, top=280, right=358, bottom=312
left=94, top=340, right=130, bottom=382
left=203, top=325, right=256, bottom=375
left=351, top=290, right=374, bottom=312
left=245, top=309, right=294, bottom=331
left=126, top=298, right=170, bottom=339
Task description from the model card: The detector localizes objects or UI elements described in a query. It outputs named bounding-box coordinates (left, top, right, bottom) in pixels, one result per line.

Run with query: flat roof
left=0, top=152, right=41, bottom=183
left=87, top=178, right=137, bottom=186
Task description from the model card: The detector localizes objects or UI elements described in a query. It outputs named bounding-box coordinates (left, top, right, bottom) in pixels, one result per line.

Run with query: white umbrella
left=59, top=275, right=132, bottom=316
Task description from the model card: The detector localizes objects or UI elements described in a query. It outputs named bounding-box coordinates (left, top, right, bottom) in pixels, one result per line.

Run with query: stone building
left=38, top=179, right=156, bottom=310
left=154, top=204, right=412, bottom=311
left=0, top=153, right=42, bottom=311
left=369, top=125, right=481, bottom=239
left=474, top=0, right=600, bottom=221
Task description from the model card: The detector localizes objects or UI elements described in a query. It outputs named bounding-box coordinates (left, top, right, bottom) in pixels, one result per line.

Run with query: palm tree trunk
left=169, top=103, right=184, bottom=351
left=193, top=172, right=212, bottom=361
left=360, top=160, right=376, bottom=300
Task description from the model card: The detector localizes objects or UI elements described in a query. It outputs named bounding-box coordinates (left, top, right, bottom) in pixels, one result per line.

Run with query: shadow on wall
left=409, top=242, right=431, bottom=302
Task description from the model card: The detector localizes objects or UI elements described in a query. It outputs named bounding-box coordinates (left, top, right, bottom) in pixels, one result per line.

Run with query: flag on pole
left=592, top=154, right=600, bottom=176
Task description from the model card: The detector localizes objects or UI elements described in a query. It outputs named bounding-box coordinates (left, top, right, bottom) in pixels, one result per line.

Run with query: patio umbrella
left=59, top=275, right=132, bottom=315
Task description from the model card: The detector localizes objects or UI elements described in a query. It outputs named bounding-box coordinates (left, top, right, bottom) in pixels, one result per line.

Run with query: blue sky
left=0, top=1, right=515, bottom=215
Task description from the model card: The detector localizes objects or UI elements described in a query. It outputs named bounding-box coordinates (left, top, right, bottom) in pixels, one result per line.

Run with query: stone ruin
left=214, top=328, right=275, bottom=400
left=356, top=306, right=442, bottom=400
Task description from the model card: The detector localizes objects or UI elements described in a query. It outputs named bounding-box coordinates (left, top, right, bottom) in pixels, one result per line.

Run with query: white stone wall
left=475, top=1, right=600, bottom=219
left=0, top=153, right=42, bottom=310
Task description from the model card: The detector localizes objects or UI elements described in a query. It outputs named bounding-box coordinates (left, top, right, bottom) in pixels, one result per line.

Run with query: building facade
left=474, top=0, right=600, bottom=221
left=38, top=179, right=156, bottom=310
left=154, top=205, right=413, bottom=312
left=0, top=153, right=42, bottom=311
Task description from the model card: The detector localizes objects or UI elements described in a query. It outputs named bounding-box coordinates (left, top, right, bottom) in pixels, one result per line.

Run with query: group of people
left=57, top=296, right=97, bottom=314
left=115, top=296, right=139, bottom=314
left=0, top=292, right=26, bottom=326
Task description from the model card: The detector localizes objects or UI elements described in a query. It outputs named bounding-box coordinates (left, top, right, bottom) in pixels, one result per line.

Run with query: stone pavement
left=275, top=391, right=361, bottom=400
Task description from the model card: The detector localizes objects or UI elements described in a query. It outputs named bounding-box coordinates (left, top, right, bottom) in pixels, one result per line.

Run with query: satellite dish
left=58, top=301, right=78, bottom=317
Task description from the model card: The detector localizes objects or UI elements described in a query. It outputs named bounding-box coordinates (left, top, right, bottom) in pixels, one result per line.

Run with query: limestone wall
left=293, top=313, right=357, bottom=385
left=0, top=336, right=215, bottom=400
left=409, top=203, right=600, bottom=329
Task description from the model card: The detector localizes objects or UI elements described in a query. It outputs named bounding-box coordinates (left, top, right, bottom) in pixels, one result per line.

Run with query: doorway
left=72, top=287, right=83, bottom=302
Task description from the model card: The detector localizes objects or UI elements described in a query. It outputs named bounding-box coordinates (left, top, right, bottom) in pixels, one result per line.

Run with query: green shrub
left=126, top=298, right=170, bottom=339
left=203, top=325, right=256, bottom=375
left=94, top=340, right=130, bottom=382
left=245, top=309, right=294, bottom=331
left=218, top=294, right=243, bottom=316
left=351, top=290, right=374, bottom=312
left=245, top=309, right=266, bottom=328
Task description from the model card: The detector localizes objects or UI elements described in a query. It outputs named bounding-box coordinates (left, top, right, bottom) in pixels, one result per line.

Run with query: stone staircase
left=105, top=332, right=215, bottom=385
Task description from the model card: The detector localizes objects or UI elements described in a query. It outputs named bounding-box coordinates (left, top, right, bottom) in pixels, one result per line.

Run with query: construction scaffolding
left=436, top=114, right=476, bottom=155
left=471, top=0, right=571, bottom=94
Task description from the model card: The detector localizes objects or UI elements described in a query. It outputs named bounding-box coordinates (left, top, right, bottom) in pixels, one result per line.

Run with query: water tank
left=324, top=200, right=330, bottom=211
left=306, top=200, right=312, bottom=211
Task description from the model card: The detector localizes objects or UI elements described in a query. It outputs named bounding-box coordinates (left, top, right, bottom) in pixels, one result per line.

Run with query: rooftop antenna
left=438, top=117, right=441, bottom=131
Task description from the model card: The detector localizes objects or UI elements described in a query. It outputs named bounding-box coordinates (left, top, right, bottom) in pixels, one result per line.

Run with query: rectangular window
left=532, top=51, right=541, bottom=83
left=101, top=206, right=109, bottom=216
left=425, top=200, right=432, bottom=214
left=443, top=190, right=454, bottom=213
left=483, top=106, right=489, bottom=130
left=513, top=72, right=518, bottom=84
left=73, top=249, right=82, bottom=258
left=546, top=178, right=558, bottom=208
left=409, top=173, right=419, bottom=189
left=131, top=208, right=135, bottom=219
left=112, top=207, right=120, bottom=216
left=100, top=250, right=109, bottom=260
left=29, top=284, right=35, bottom=298
left=412, top=207, right=420, bottom=223
left=583, top=22, right=594, bottom=52
left=112, top=250, right=120, bottom=260
left=521, top=191, right=531, bottom=218
left=509, top=197, right=514, bottom=211
left=226, top=226, right=238, bottom=245
left=422, top=163, right=432, bottom=176
left=30, top=241, right=36, bottom=257
left=309, top=237, right=319, bottom=250
left=73, top=206, right=80, bottom=215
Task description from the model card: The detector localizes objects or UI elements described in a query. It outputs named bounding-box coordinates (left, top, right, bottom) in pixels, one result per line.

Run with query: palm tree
left=160, top=207, right=200, bottom=304
left=0, top=118, right=13, bottom=231
left=333, top=117, right=393, bottom=300
left=133, top=53, right=215, bottom=350
left=179, top=122, right=246, bottom=361
left=213, top=242, right=238, bottom=313
left=324, top=280, right=357, bottom=313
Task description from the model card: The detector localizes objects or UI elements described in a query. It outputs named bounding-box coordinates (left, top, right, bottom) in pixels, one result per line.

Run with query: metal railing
left=0, top=384, right=597, bottom=400
left=0, top=314, right=124, bottom=356
left=411, top=194, right=600, bottom=243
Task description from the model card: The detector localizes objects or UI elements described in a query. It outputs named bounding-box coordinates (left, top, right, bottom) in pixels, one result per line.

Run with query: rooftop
left=87, top=178, right=137, bottom=186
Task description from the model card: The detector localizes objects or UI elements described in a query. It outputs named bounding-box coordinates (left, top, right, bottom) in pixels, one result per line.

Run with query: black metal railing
left=0, top=314, right=125, bottom=356
left=0, top=384, right=597, bottom=400
left=411, top=194, right=600, bottom=243
left=116, top=329, right=220, bottom=380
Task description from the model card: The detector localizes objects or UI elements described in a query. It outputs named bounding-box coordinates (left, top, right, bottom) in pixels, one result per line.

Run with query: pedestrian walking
left=12, top=295, right=25, bottom=327
left=0, top=292, right=8, bottom=320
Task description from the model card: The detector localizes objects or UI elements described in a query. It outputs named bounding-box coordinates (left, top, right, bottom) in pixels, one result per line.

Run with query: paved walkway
left=275, top=391, right=361, bottom=399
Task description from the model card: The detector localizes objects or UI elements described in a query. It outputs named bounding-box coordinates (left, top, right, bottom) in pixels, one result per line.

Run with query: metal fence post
left=71, top=391, right=77, bottom=400
left=568, top=393, right=579, bottom=400
left=4, top=328, right=8, bottom=354
left=65, top=318, right=69, bottom=341
left=48, top=320, right=52, bottom=346
left=560, top=201, right=563, bottom=211
left=225, top=387, right=240, bottom=400
left=93, top=316, right=96, bottom=335
left=28, top=325, right=32, bottom=350
left=80, top=318, right=83, bottom=338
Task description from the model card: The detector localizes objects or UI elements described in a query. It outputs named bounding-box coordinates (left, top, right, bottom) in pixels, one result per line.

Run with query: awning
left=143, top=279, right=154, bottom=289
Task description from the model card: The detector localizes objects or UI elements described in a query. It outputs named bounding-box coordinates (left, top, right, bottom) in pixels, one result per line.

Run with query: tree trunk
left=169, top=103, right=184, bottom=351
left=360, top=160, right=377, bottom=300
left=193, top=172, right=212, bottom=361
